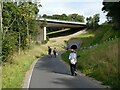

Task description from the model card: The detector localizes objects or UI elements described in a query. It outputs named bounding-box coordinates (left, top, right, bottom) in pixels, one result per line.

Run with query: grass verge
left=2, top=45, right=47, bottom=88
left=77, top=38, right=118, bottom=89
left=62, top=25, right=119, bottom=89
left=0, top=65, right=2, bottom=89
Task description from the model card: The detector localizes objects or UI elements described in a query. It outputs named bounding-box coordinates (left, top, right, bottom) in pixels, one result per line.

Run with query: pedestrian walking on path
left=69, top=49, right=77, bottom=76
left=53, top=47, right=57, bottom=58
left=48, top=46, right=52, bottom=57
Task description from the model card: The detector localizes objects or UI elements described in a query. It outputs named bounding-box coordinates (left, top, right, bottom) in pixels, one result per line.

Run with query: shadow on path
left=30, top=54, right=106, bottom=88
left=34, top=55, right=71, bottom=76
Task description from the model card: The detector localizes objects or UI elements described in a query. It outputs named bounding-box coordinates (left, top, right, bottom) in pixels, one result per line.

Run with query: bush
left=46, top=36, right=49, bottom=41
left=41, top=40, right=48, bottom=44
left=2, top=32, right=18, bottom=62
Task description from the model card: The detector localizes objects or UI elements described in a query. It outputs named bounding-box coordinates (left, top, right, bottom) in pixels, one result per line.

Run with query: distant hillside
left=62, top=24, right=119, bottom=90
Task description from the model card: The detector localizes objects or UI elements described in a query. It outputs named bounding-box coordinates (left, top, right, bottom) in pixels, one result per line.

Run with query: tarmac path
left=29, top=53, right=105, bottom=88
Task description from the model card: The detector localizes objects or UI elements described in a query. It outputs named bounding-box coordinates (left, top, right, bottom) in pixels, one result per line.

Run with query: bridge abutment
left=37, top=26, right=47, bottom=43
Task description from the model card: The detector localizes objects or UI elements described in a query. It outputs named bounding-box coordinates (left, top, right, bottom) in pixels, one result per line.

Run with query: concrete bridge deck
left=39, top=18, right=86, bottom=28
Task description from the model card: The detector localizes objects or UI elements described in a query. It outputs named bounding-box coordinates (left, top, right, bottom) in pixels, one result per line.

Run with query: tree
left=18, top=2, right=39, bottom=46
left=68, top=13, right=84, bottom=22
left=2, top=2, right=41, bottom=62
left=102, top=1, right=120, bottom=30
left=61, top=14, right=67, bottom=20
left=93, top=14, right=100, bottom=29
left=52, top=14, right=61, bottom=20
left=42, top=13, right=85, bottom=22
left=86, top=14, right=100, bottom=29
left=42, top=14, right=47, bottom=18
left=86, top=16, right=93, bottom=29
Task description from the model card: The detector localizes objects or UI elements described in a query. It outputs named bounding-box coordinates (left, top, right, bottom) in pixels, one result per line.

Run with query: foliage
left=68, top=13, right=85, bottom=22
left=2, top=45, right=47, bottom=88
left=40, top=18, right=47, bottom=27
left=2, top=31, right=18, bottom=62
left=102, top=1, right=120, bottom=30
left=42, top=13, right=85, bottom=22
left=2, top=2, right=41, bottom=62
left=41, top=36, right=49, bottom=44
left=86, top=14, right=100, bottom=29
left=62, top=24, right=119, bottom=89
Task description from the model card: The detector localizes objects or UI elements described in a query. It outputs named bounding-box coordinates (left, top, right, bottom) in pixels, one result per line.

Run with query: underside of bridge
left=47, top=27, right=86, bottom=38
left=37, top=19, right=86, bottom=42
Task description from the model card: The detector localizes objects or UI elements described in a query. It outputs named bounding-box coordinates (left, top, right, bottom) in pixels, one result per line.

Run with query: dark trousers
left=53, top=52, right=56, bottom=57
left=69, top=62, right=77, bottom=75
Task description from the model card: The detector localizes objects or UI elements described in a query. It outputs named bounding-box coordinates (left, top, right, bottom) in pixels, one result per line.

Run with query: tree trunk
left=26, top=21, right=30, bottom=46
left=19, top=32, right=21, bottom=55
left=0, top=1, right=2, bottom=34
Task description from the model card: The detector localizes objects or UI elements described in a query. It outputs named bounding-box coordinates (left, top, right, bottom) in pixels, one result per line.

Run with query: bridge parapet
left=39, top=18, right=86, bottom=25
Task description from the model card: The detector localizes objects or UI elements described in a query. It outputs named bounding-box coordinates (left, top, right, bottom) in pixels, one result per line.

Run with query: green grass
left=77, top=38, right=118, bottom=88
left=77, top=25, right=117, bottom=47
left=2, top=34, right=67, bottom=88
left=2, top=45, right=47, bottom=88
left=0, top=66, right=2, bottom=89
left=62, top=24, right=119, bottom=89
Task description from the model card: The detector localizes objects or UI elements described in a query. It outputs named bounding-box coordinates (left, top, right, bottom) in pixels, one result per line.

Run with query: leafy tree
left=93, top=14, right=100, bottom=29
left=52, top=14, right=61, bottom=20
left=2, top=2, right=41, bottom=62
left=18, top=2, right=39, bottom=46
left=68, top=13, right=84, bottom=22
left=86, top=16, right=93, bottom=29
left=42, top=13, right=85, bottom=22
left=102, top=1, right=120, bottom=30
left=86, top=14, right=100, bottom=29
left=42, top=14, right=47, bottom=18
left=61, top=14, right=67, bottom=20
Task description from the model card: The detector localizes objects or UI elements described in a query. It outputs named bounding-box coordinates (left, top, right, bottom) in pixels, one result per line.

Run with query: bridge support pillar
left=37, top=26, right=47, bottom=43
left=43, top=27, right=46, bottom=41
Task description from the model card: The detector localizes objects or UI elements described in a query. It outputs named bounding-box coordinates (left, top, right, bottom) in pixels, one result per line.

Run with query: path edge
left=22, top=58, right=38, bottom=88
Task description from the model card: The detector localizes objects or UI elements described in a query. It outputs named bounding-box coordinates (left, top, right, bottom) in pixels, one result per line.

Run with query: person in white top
left=69, top=49, right=77, bottom=76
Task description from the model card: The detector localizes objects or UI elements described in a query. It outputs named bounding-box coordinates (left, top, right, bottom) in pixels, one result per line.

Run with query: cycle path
left=29, top=53, right=106, bottom=88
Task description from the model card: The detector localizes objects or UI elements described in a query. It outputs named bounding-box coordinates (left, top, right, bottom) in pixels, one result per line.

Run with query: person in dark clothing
left=69, top=63, right=77, bottom=76
left=53, top=48, right=57, bottom=58
left=69, top=49, right=77, bottom=76
left=48, top=46, right=52, bottom=57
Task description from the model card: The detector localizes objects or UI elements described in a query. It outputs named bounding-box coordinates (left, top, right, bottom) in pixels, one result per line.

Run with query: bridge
left=36, top=18, right=86, bottom=42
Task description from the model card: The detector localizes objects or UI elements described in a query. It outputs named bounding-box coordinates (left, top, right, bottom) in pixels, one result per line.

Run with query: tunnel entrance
left=71, top=45, right=77, bottom=49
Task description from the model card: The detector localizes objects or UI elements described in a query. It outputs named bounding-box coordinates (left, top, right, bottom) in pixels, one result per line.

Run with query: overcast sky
left=38, top=0, right=107, bottom=24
